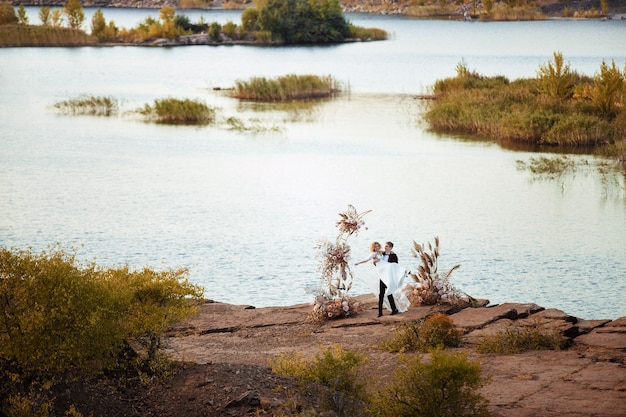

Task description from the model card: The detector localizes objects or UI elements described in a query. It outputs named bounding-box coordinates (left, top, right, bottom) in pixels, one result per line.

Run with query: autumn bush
left=370, top=350, right=490, bottom=417
left=381, top=313, right=462, bottom=353
left=0, top=245, right=203, bottom=415
left=270, top=345, right=368, bottom=416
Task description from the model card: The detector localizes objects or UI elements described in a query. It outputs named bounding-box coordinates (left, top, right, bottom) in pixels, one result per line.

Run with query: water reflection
left=2, top=11, right=626, bottom=319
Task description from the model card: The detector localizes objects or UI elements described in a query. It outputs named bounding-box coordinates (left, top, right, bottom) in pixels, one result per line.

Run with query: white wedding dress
left=356, top=252, right=411, bottom=313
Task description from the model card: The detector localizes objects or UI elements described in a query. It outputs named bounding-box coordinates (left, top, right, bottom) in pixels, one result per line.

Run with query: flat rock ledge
left=162, top=295, right=626, bottom=417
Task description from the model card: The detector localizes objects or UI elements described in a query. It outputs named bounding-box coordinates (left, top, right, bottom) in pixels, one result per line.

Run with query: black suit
left=378, top=253, right=399, bottom=316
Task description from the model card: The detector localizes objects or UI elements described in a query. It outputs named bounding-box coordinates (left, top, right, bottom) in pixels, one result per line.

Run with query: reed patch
left=138, top=98, right=216, bottom=125
left=54, top=95, right=119, bottom=116
left=424, top=56, right=626, bottom=158
left=231, top=74, right=343, bottom=102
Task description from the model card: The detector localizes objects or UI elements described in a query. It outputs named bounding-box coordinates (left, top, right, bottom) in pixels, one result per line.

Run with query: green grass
left=139, top=98, right=216, bottom=125
left=231, top=74, right=342, bottom=102
left=0, top=24, right=95, bottom=47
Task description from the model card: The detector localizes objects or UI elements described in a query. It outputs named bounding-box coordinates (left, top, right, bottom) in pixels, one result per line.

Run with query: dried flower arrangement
left=308, top=205, right=370, bottom=321
left=406, top=236, right=464, bottom=306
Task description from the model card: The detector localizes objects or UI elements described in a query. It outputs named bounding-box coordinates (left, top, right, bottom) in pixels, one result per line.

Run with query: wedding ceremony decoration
left=407, top=236, right=465, bottom=306
left=308, top=205, right=370, bottom=321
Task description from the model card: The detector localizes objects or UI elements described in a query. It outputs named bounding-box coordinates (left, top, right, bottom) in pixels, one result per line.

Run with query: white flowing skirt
left=355, top=260, right=411, bottom=313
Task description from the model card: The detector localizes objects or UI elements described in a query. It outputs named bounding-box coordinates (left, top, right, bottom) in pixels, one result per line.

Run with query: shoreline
left=153, top=294, right=626, bottom=416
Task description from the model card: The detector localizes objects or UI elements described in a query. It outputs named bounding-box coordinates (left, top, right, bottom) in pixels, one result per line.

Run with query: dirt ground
left=47, top=295, right=626, bottom=417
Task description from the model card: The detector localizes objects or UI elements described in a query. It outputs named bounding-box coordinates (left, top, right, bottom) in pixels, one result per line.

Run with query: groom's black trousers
left=379, top=280, right=398, bottom=315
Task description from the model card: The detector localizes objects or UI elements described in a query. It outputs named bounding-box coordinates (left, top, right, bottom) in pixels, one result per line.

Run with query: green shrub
left=537, top=51, right=575, bottom=100
left=246, top=0, right=356, bottom=43
left=476, top=325, right=570, bottom=354
left=253, top=29, right=271, bottom=43
left=0, top=2, right=18, bottom=25
left=381, top=313, right=462, bottom=353
left=370, top=350, right=490, bottom=417
left=208, top=21, right=221, bottom=41
left=222, top=20, right=237, bottom=39
left=270, top=345, right=367, bottom=416
left=0, top=245, right=203, bottom=375
left=90, top=9, right=117, bottom=42
left=6, top=386, right=53, bottom=417
left=0, top=245, right=203, bottom=417
left=139, top=98, right=216, bottom=124
left=590, top=60, right=624, bottom=119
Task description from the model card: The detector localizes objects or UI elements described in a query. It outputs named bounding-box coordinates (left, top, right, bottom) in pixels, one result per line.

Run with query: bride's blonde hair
left=370, top=241, right=381, bottom=252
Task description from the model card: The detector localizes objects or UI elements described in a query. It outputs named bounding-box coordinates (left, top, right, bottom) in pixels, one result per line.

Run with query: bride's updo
left=370, top=241, right=381, bottom=252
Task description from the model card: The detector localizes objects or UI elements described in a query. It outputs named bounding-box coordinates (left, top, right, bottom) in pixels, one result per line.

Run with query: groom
left=379, top=241, right=399, bottom=317
left=383, top=241, right=398, bottom=264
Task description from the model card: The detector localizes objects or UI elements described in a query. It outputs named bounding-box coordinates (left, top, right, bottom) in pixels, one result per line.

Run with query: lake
left=1, top=8, right=625, bottom=319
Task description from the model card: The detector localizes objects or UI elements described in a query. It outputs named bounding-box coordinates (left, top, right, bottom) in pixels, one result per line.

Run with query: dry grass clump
left=476, top=325, right=570, bottom=354
left=139, top=98, right=216, bottom=125
left=54, top=95, right=118, bottom=116
left=348, top=24, right=388, bottom=41
left=381, top=313, right=462, bottom=353
left=231, top=74, right=342, bottom=101
left=270, top=345, right=368, bottom=416
left=0, top=24, right=95, bottom=47
left=516, top=155, right=577, bottom=176
left=482, top=3, right=547, bottom=20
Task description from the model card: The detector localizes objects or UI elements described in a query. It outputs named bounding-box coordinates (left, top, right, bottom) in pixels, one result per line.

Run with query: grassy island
left=424, top=53, right=626, bottom=161
left=0, top=0, right=387, bottom=47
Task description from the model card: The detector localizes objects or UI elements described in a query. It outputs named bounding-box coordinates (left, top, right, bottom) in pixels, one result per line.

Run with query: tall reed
left=54, top=95, right=118, bottom=116
left=425, top=60, right=626, bottom=151
left=0, top=24, right=95, bottom=47
left=139, top=98, right=216, bottom=125
left=231, top=74, right=342, bottom=101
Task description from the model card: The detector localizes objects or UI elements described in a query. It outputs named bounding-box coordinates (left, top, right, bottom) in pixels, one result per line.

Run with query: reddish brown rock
left=161, top=297, right=626, bottom=417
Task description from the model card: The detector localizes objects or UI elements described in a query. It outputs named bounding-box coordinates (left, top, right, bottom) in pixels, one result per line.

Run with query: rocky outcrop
left=161, top=295, right=626, bottom=417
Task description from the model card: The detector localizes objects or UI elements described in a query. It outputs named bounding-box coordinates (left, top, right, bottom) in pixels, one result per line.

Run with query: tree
left=16, top=2, right=27, bottom=24
left=0, top=2, right=18, bottom=25
left=64, top=0, right=84, bottom=29
left=91, top=8, right=117, bottom=42
left=537, top=51, right=575, bottom=100
left=39, top=6, right=51, bottom=26
left=590, top=60, right=624, bottom=118
left=241, top=7, right=259, bottom=31
left=253, top=0, right=349, bottom=43
left=50, top=8, right=64, bottom=27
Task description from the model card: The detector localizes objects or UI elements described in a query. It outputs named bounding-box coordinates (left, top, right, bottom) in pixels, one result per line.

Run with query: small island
left=0, top=0, right=388, bottom=47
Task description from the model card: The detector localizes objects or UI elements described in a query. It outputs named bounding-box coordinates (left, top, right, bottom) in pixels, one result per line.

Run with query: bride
left=354, top=241, right=410, bottom=317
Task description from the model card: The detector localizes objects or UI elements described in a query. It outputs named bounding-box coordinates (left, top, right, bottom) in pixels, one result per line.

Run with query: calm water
left=1, top=9, right=626, bottom=319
